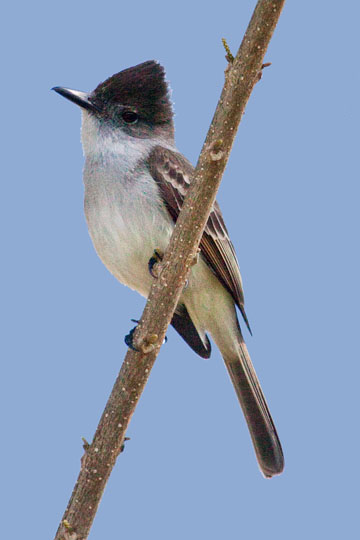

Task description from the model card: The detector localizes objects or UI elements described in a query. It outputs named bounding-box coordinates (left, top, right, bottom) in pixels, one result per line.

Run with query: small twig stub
left=222, top=38, right=234, bottom=63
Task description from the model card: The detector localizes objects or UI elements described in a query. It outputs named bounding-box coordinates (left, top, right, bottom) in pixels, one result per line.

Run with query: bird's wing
left=147, top=145, right=251, bottom=334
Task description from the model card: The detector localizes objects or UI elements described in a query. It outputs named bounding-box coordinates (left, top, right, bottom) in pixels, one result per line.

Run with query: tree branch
left=54, top=1, right=286, bottom=538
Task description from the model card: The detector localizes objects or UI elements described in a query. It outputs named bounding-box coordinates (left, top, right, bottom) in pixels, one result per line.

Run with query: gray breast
left=83, top=156, right=174, bottom=296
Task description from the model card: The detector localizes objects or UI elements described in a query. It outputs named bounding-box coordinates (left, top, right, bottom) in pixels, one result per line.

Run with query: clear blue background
left=2, top=1, right=359, bottom=538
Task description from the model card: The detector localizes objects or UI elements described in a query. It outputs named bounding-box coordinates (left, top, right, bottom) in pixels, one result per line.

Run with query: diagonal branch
left=54, top=1, right=286, bottom=538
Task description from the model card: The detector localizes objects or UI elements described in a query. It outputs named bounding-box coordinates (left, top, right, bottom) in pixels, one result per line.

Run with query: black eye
left=122, top=110, right=138, bottom=124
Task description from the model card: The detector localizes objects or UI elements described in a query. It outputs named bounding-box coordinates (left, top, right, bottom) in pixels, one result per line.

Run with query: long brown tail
left=223, top=339, right=284, bottom=478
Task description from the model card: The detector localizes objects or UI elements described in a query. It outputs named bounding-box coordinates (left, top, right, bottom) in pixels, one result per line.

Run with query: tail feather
left=224, top=339, right=284, bottom=478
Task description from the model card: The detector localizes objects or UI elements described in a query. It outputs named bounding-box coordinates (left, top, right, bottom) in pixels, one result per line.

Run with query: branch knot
left=209, top=139, right=225, bottom=161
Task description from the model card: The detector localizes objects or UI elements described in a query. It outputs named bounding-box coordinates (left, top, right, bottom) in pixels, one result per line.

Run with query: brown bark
left=54, top=1, right=286, bottom=538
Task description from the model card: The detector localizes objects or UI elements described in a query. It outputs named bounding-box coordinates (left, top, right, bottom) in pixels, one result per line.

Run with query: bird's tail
left=223, top=338, right=284, bottom=478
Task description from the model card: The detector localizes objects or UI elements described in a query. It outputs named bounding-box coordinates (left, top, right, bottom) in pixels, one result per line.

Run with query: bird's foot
left=148, top=248, right=164, bottom=278
left=124, top=319, right=168, bottom=353
left=124, top=319, right=140, bottom=351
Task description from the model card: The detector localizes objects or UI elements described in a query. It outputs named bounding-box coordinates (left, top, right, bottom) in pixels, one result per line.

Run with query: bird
left=53, top=60, right=284, bottom=477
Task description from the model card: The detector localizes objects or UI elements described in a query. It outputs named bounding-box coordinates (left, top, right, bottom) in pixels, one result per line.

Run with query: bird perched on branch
left=53, top=60, right=284, bottom=478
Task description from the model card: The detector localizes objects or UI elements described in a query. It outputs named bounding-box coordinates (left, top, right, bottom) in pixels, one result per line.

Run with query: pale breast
left=83, top=157, right=174, bottom=297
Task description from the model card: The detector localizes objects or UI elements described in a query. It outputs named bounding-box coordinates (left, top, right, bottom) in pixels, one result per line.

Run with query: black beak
left=52, top=86, right=100, bottom=113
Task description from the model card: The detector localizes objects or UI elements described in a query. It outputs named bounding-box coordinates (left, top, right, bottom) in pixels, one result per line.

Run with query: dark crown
left=92, top=60, right=173, bottom=124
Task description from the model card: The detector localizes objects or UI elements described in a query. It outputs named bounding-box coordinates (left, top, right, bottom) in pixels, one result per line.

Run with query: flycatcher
left=53, top=60, right=284, bottom=477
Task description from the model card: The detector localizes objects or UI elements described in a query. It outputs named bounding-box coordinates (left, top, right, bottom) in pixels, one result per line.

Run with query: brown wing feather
left=148, top=146, right=251, bottom=333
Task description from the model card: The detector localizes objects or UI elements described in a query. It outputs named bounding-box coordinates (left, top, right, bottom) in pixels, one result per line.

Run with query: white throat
left=80, top=111, right=176, bottom=297
left=81, top=111, right=175, bottom=164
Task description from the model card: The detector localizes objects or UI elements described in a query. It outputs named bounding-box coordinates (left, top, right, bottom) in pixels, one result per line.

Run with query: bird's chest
left=83, top=159, right=173, bottom=296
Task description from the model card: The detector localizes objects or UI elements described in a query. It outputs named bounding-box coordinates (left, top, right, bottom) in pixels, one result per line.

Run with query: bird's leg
left=124, top=319, right=167, bottom=353
left=124, top=319, right=140, bottom=351
left=148, top=248, right=164, bottom=278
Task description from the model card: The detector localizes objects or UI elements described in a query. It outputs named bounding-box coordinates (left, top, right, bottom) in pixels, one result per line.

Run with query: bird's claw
left=124, top=319, right=140, bottom=351
left=124, top=319, right=168, bottom=352
left=148, top=249, right=164, bottom=278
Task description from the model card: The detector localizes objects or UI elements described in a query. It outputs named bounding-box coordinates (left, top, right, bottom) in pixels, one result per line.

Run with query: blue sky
left=2, top=1, right=359, bottom=538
